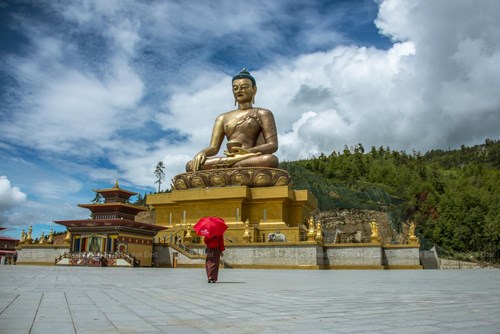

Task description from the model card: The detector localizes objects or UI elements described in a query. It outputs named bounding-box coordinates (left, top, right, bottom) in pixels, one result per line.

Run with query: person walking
left=204, top=235, right=224, bottom=283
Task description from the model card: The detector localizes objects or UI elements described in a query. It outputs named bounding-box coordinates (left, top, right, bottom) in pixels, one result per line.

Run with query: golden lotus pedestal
left=147, top=181, right=317, bottom=243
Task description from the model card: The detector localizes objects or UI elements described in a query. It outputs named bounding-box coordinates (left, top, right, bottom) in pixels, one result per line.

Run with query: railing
left=56, top=252, right=140, bottom=267
left=168, top=243, right=205, bottom=259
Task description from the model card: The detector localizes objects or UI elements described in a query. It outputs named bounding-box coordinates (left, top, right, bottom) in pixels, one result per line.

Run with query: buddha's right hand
left=192, top=152, right=206, bottom=171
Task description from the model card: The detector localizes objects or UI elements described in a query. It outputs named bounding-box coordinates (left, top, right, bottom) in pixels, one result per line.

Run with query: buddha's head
left=232, top=68, right=257, bottom=105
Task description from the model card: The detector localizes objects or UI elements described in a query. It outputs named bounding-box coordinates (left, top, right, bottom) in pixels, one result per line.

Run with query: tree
left=154, top=161, right=166, bottom=192
left=91, top=192, right=104, bottom=204
left=134, top=192, right=147, bottom=206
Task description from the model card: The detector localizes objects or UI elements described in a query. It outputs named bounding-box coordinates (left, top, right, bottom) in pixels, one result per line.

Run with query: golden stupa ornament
left=307, top=217, right=316, bottom=242
left=39, top=232, right=45, bottom=244
left=19, top=229, right=26, bottom=245
left=25, top=226, right=33, bottom=244
left=47, top=229, right=54, bottom=244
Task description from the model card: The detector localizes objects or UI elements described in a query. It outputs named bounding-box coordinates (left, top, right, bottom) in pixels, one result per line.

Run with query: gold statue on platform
left=307, top=217, right=316, bottom=241
left=184, top=223, right=193, bottom=243
left=408, top=221, right=418, bottom=245
left=369, top=221, right=380, bottom=243
left=186, top=68, right=278, bottom=171
left=242, top=219, right=251, bottom=243
left=315, top=221, right=323, bottom=243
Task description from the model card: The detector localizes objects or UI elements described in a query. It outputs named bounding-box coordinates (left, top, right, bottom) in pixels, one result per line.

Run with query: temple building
left=54, top=181, right=166, bottom=267
left=0, top=227, right=19, bottom=264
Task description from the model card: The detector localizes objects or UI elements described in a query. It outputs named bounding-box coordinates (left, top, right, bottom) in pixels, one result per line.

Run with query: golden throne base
left=172, top=167, right=291, bottom=190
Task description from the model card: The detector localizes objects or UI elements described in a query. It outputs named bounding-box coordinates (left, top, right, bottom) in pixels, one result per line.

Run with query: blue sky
left=1, top=0, right=500, bottom=240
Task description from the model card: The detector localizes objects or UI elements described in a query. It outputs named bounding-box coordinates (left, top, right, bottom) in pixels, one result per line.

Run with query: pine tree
left=154, top=161, right=166, bottom=193
left=91, top=192, right=104, bottom=204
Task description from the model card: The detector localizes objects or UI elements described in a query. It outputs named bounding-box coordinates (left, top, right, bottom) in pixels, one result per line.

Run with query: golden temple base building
left=147, top=185, right=317, bottom=244
left=146, top=169, right=421, bottom=270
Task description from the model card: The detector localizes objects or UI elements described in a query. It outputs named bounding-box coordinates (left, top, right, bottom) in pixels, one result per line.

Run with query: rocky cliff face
left=135, top=209, right=156, bottom=225
left=317, top=209, right=404, bottom=244
left=136, top=208, right=405, bottom=244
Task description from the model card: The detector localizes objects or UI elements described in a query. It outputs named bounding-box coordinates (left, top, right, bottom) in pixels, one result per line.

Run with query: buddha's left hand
left=224, top=147, right=261, bottom=157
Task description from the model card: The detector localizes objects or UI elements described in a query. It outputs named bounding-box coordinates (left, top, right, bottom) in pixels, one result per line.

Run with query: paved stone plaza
left=0, top=266, right=499, bottom=334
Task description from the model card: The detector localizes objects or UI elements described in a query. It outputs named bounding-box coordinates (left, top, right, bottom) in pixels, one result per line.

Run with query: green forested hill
left=279, top=139, right=500, bottom=259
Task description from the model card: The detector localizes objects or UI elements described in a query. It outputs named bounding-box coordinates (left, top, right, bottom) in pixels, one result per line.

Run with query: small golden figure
left=242, top=219, right=251, bottom=243
left=369, top=221, right=380, bottom=243
left=315, top=222, right=323, bottom=243
left=307, top=217, right=316, bottom=241
left=408, top=221, right=418, bottom=245
left=184, top=223, right=193, bottom=243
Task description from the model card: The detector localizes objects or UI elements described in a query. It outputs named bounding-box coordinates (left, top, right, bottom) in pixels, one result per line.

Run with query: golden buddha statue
left=186, top=68, right=278, bottom=171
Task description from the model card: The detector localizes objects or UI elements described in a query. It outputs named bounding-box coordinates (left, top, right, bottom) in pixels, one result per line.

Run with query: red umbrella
left=193, top=216, right=228, bottom=238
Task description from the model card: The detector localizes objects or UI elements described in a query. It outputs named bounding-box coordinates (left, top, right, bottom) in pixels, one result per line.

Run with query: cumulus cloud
left=0, top=176, right=27, bottom=211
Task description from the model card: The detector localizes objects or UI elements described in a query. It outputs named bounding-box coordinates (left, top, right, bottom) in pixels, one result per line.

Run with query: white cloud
left=0, top=176, right=27, bottom=211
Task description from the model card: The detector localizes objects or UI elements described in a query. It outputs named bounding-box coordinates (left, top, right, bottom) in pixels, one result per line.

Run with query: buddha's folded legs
left=186, top=154, right=278, bottom=171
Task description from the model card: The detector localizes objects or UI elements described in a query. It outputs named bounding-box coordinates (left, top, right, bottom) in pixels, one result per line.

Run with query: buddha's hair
left=232, top=68, right=256, bottom=86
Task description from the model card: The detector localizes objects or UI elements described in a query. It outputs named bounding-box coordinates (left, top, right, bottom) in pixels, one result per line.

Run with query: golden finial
left=115, top=179, right=119, bottom=188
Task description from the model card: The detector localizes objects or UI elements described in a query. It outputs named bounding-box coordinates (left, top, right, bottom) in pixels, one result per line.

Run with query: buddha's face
left=233, top=78, right=256, bottom=104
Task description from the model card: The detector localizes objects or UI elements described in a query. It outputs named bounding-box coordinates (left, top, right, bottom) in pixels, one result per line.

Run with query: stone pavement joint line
left=0, top=266, right=499, bottom=333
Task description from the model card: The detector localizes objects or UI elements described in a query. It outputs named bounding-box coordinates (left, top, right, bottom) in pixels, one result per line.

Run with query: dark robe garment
left=204, top=236, right=225, bottom=282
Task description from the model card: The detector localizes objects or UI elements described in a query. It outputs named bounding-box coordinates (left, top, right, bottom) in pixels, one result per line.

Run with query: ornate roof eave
left=54, top=219, right=167, bottom=233
left=0, top=236, right=19, bottom=242
left=93, top=187, right=137, bottom=196
left=77, top=203, right=147, bottom=211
